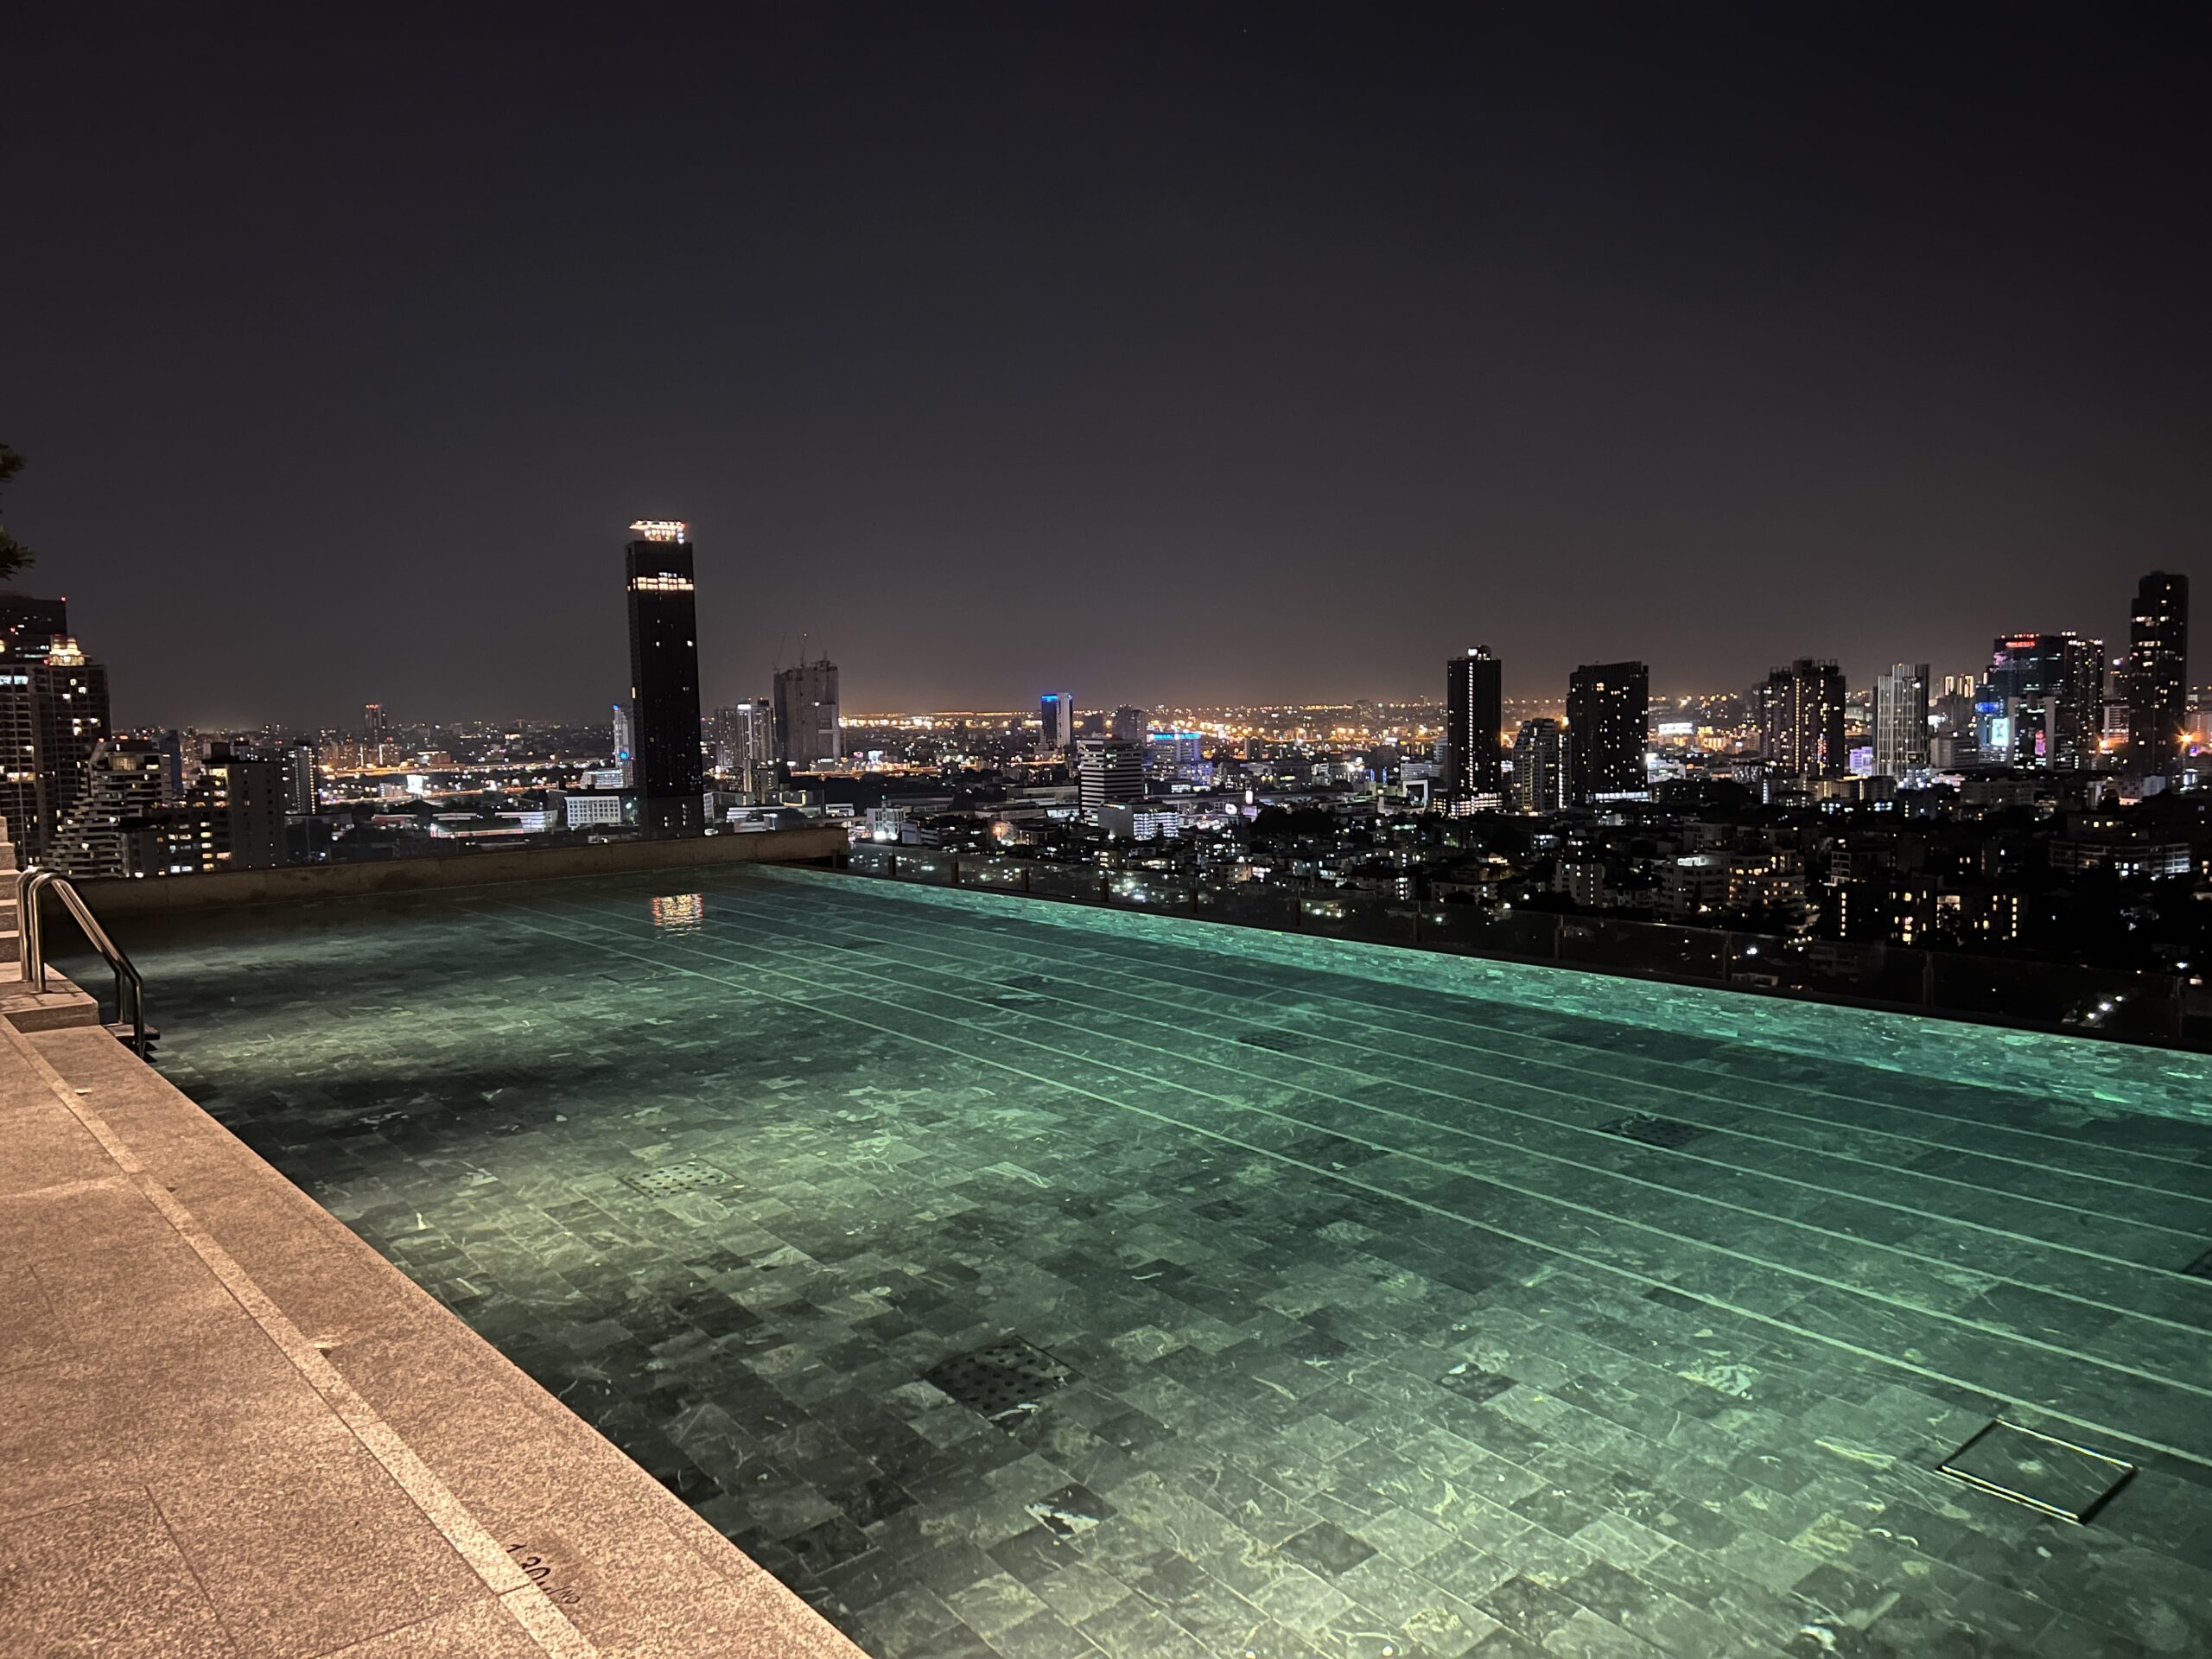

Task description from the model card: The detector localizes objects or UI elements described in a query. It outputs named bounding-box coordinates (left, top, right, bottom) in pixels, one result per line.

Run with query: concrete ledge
left=0, top=961, right=101, bottom=1032
left=67, top=825, right=849, bottom=918
left=0, top=1017, right=864, bottom=1657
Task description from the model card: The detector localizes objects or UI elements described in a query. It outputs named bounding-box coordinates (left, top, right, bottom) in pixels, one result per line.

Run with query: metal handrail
left=15, top=867, right=148, bottom=1056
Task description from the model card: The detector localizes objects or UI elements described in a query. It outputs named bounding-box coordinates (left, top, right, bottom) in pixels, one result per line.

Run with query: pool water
left=113, top=864, right=2212, bottom=1658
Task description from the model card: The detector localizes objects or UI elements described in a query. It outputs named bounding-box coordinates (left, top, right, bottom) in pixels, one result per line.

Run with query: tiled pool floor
left=118, top=866, right=2212, bottom=1658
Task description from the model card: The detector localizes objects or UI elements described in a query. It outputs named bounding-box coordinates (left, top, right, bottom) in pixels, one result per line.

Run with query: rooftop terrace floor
left=111, top=863, right=2212, bottom=1658
left=0, top=1004, right=859, bottom=1656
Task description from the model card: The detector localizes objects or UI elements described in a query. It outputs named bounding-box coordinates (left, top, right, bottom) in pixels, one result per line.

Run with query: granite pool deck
left=0, top=1007, right=863, bottom=1656
left=89, top=863, right=2212, bottom=1658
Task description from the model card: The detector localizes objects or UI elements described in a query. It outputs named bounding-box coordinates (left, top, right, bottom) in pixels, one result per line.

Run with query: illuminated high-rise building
left=610, top=702, right=634, bottom=785
left=1038, top=692, right=1075, bottom=755
left=1871, top=664, right=1929, bottom=779
left=711, top=698, right=772, bottom=789
left=624, top=519, right=704, bottom=833
left=48, top=738, right=165, bottom=876
left=16, top=639, right=112, bottom=856
left=773, top=657, right=842, bottom=770
left=2129, top=571, right=2189, bottom=777
left=1145, top=730, right=1206, bottom=781
left=1759, top=658, right=1846, bottom=779
left=0, top=592, right=69, bottom=664
left=1444, top=647, right=1503, bottom=801
left=0, top=665, right=38, bottom=853
left=1985, top=632, right=2101, bottom=767
left=1109, top=704, right=1148, bottom=743
left=1076, top=738, right=1143, bottom=815
left=283, top=742, right=319, bottom=817
left=1567, top=661, right=1649, bottom=803
left=111, top=745, right=286, bottom=877
left=1512, top=717, right=1567, bottom=813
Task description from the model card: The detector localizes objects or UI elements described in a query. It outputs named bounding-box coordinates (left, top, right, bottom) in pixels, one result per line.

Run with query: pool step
left=105, top=1020, right=159, bottom=1056
left=0, top=952, right=104, bottom=1033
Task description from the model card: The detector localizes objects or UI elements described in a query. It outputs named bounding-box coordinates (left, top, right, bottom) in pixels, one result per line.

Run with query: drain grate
left=925, top=1337, right=1076, bottom=1425
left=1438, top=1362, right=1517, bottom=1403
left=1237, top=1030, right=1317, bottom=1052
left=620, top=1160, right=735, bottom=1198
left=1605, top=1115, right=1704, bottom=1150
left=1936, top=1420, right=2137, bottom=1523
left=2183, top=1247, right=2212, bottom=1279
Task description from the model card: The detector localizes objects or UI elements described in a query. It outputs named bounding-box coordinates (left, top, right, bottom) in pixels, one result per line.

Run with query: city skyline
left=9, top=7, right=2209, bottom=725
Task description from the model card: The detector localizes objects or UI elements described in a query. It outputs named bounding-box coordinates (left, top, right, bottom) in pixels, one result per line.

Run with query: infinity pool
left=114, top=863, right=2212, bottom=1658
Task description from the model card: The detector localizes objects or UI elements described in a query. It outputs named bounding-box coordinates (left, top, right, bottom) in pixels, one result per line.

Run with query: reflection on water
left=649, top=892, right=705, bottom=933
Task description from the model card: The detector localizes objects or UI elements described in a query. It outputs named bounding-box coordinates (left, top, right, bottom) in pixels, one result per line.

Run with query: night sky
left=9, top=4, right=2209, bottom=728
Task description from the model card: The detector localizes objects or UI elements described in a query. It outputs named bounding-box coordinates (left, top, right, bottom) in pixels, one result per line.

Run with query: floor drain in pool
left=1936, top=1420, right=2137, bottom=1523
left=1237, top=1031, right=1316, bottom=1052
left=2182, top=1247, right=2212, bottom=1278
left=621, top=1160, right=735, bottom=1197
left=1605, top=1115, right=1704, bottom=1150
left=925, top=1337, right=1076, bottom=1425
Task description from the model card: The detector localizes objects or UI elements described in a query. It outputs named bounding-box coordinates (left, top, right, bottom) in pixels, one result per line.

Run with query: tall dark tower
left=1444, top=647, right=1503, bottom=800
left=625, top=519, right=704, bottom=833
left=1567, top=660, right=1649, bottom=803
left=1759, top=658, right=1847, bottom=779
left=2129, top=571, right=2189, bottom=779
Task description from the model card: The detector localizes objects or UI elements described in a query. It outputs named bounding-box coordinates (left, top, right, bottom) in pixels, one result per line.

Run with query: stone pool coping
left=0, top=1013, right=866, bottom=1657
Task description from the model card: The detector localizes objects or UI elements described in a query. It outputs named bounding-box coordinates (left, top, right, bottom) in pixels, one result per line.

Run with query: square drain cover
left=1936, top=1421, right=2137, bottom=1523
left=621, top=1160, right=735, bottom=1197
left=925, top=1337, right=1076, bottom=1425
left=1605, top=1115, right=1704, bottom=1150
left=2182, top=1247, right=2212, bottom=1278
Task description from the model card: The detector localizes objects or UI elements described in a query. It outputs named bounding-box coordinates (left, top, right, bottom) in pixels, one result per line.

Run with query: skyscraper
left=111, top=745, right=286, bottom=877
left=2062, top=634, right=2106, bottom=768
left=772, top=657, right=842, bottom=770
left=1760, top=658, right=1847, bottom=779
left=283, top=742, right=319, bottom=817
left=624, top=519, right=704, bottom=833
left=1871, top=664, right=1929, bottom=779
left=25, top=639, right=111, bottom=855
left=2129, top=571, right=2189, bottom=777
left=1985, top=632, right=2101, bottom=767
left=1076, top=738, right=1143, bottom=815
left=0, top=664, right=37, bottom=855
left=1567, top=661, right=1649, bottom=803
left=48, top=739, right=165, bottom=876
left=0, top=592, right=69, bottom=664
left=1109, top=705, right=1148, bottom=743
left=610, top=702, right=634, bottom=786
left=711, top=698, right=772, bottom=790
left=1038, top=692, right=1075, bottom=755
left=1512, top=717, right=1567, bottom=813
left=1444, top=647, right=1503, bottom=801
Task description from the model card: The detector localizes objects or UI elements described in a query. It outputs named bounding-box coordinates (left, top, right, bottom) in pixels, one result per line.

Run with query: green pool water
left=108, top=863, right=2212, bottom=1658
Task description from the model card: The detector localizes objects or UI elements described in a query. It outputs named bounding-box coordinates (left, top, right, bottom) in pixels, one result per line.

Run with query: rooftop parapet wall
left=63, top=824, right=849, bottom=916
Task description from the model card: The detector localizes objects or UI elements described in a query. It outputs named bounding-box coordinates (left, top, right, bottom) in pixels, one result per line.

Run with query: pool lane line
left=728, top=868, right=2212, bottom=1201
left=737, top=880, right=2212, bottom=1232
left=465, top=897, right=2212, bottom=1472
left=672, top=880, right=2212, bottom=1262
left=0, top=1020, right=603, bottom=1659
left=540, top=882, right=2212, bottom=1336
left=779, top=868, right=2212, bottom=1183
left=520, top=887, right=2212, bottom=1369
left=759, top=864, right=2212, bottom=1178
